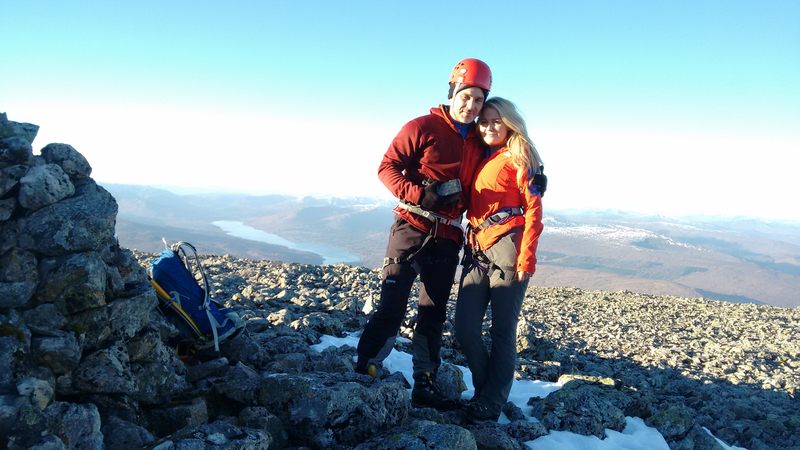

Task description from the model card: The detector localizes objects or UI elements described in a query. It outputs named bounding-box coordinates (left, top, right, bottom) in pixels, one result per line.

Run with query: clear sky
left=3, top=1, right=799, bottom=221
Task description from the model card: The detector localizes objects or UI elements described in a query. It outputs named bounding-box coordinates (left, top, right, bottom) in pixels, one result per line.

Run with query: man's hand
left=421, top=182, right=443, bottom=209
left=421, top=181, right=459, bottom=209
left=532, top=172, right=547, bottom=197
left=516, top=271, right=533, bottom=282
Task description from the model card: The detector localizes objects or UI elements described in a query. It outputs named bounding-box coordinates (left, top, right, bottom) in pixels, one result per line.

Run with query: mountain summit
left=1, top=113, right=797, bottom=449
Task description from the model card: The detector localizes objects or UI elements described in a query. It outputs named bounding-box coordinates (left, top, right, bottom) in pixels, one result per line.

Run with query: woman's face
left=478, top=107, right=509, bottom=147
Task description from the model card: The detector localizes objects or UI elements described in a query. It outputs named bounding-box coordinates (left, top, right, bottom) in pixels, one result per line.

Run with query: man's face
left=449, top=86, right=485, bottom=124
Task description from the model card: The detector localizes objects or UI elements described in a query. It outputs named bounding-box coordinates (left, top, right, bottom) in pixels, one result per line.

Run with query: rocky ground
left=153, top=252, right=798, bottom=450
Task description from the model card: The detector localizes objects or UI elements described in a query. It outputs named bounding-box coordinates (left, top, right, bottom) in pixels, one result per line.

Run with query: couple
left=355, top=58, right=545, bottom=423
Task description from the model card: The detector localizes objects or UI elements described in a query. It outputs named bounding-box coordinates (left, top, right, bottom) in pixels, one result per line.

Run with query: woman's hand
left=516, top=271, right=533, bottom=282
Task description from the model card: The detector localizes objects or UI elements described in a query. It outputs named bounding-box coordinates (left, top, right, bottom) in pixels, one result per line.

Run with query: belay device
left=148, top=240, right=244, bottom=357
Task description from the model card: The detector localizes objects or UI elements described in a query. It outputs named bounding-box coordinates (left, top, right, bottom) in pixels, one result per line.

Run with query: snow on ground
left=312, top=334, right=746, bottom=450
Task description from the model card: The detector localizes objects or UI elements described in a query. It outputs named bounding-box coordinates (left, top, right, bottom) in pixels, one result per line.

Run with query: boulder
left=44, top=401, right=103, bottom=450
left=238, top=406, right=288, bottom=449
left=158, top=419, right=272, bottom=450
left=32, top=331, right=81, bottom=375
left=16, top=376, right=55, bottom=410
left=4, top=397, right=49, bottom=449
left=258, top=373, right=409, bottom=447
left=35, top=252, right=107, bottom=314
left=107, top=290, right=157, bottom=340
left=18, top=164, right=75, bottom=210
left=129, top=343, right=189, bottom=404
left=0, top=114, right=39, bottom=143
left=468, top=422, right=523, bottom=450
left=0, top=136, right=33, bottom=168
left=40, top=143, right=92, bottom=179
left=0, top=248, right=38, bottom=309
left=144, top=397, right=208, bottom=437
left=0, top=165, right=28, bottom=197
left=646, top=404, right=696, bottom=440
left=537, top=379, right=632, bottom=438
left=101, top=415, right=156, bottom=449
left=18, top=179, right=117, bottom=256
left=355, top=419, right=477, bottom=450
left=72, top=343, right=136, bottom=394
left=22, top=304, right=67, bottom=336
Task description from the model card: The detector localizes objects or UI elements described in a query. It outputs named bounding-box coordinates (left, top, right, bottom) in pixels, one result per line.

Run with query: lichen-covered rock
left=355, top=419, right=477, bottom=450
left=158, top=419, right=272, bottom=450
left=126, top=328, right=168, bottom=363
left=538, top=379, right=629, bottom=438
left=646, top=404, right=696, bottom=440
left=101, top=415, right=156, bottom=449
left=0, top=198, right=14, bottom=221
left=0, top=337, right=19, bottom=393
left=16, top=376, right=55, bottom=410
left=35, top=252, right=107, bottom=314
left=18, top=164, right=75, bottom=210
left=44, top=401, right=103, bottom=450
left=107, top=291, right=157, bottom=340
left=259, top=373, right=409, bottom=447
left=18, top=179, right=117, bottom=256
left=0, top=113, right=38, bottom=143
left=0, top=248, right=38, bottom=308
left=22, top=304, right=67, bottom=336
left=290, top=310, right=345, bottom=336
left=238, top=406, right=288, bottom=449
left=145, top=397, right=208, bottom=437
left=0, top=136, right=34, bottom=168
left=4, top=396, right=49, bottom=449
left=32, top=331, right=81, bottom=375
left=0, top=165, right=28, bottom=198
left=40, top=143, right=92, bottom=180
left=129, top=345, right=189, bottom=404
left=468, top=422, right=523, bottom=450
left=72, top=343, right=136, bottom=394
left=213, top=361, right=261, bottom=404
left=504, top=419, right=548, bottom=443
left=0, top=221, right=17, bottom=255
left=435, top=362, right=466, bottom=401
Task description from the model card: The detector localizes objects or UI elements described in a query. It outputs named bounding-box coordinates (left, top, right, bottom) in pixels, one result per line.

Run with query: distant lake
left=212, top=220, right=361, bottom=265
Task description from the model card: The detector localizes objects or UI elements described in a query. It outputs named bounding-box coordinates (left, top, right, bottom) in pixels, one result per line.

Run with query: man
left=356, top=58, right=492, bottom=410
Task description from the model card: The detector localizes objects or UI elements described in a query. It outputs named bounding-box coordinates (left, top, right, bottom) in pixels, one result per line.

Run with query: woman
left=455, top=97, right=544, bottom=422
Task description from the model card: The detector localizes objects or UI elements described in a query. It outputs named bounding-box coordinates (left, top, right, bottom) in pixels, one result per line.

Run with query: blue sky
left=3, top=1, right=799, bottom=220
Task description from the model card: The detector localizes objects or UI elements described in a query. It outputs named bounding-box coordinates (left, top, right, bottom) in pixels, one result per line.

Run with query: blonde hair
left=481, top=97, right=543, bottom=188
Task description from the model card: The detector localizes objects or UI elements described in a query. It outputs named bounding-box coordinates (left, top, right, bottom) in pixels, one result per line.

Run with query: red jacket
left=467, top=147, right=543, bottom=273
left=378, top=105, right=485, bottom=243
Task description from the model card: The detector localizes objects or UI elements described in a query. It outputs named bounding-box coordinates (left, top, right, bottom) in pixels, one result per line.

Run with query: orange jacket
left=378, top=105, right=485, bottom=243
left=467, top=147, right=543, bottom=273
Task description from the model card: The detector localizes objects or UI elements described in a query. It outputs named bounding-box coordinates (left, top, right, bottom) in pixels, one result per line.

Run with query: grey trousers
left=455, top=232, right=528, bottom=415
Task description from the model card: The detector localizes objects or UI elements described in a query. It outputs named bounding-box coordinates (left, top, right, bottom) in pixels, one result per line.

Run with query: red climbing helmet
left=449, top=58, right=492, bottom=91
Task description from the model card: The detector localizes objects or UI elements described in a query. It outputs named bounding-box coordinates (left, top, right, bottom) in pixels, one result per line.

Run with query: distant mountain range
left=105, top=183, right=800, bottom=308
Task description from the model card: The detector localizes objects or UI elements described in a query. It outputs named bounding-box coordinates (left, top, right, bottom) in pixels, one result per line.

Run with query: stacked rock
left=0, top=113, right=190, bottom=449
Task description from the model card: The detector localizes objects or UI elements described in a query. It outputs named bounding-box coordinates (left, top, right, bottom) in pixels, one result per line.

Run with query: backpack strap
left=171, top=241, right=224, bottom=351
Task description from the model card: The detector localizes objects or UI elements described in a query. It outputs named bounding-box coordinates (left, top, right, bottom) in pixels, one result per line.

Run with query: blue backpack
left=148, top=241, right=244, bottom=356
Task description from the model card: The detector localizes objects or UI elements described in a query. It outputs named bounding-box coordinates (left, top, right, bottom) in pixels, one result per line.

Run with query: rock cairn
left=1, top=112, right=798, bottom=450
left=1, top=113, right=191, bottom=449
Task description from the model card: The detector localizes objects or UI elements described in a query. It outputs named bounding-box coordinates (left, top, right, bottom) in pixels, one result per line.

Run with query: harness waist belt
left=396, top=201, right=463, bottom=229
left=474, top=207, right=524, bottom=230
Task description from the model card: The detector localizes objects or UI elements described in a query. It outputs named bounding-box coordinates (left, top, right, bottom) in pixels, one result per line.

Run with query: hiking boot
left=465, top=398, right=500, bottom=423
left=411, top=372, right=460, bottom=411
left=355, top=362, right=380, bottom=378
